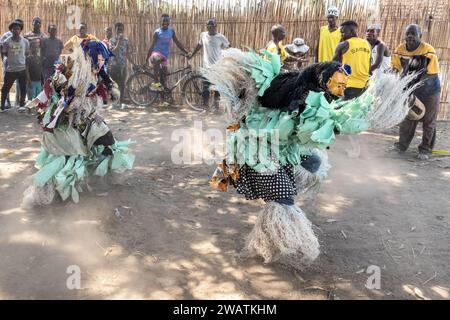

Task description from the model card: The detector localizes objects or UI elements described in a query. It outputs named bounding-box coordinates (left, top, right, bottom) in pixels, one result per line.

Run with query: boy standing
left=26, top=43, right=43, bottom=101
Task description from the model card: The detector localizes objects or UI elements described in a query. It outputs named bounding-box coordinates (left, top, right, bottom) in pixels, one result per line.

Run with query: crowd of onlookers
left=0, top=5, right=442, bottom=159
left=311, top=5, right=441, bottom=159
left=0, top=18, right=59, bottom=112
left=224, top=4, right=441, bottom=159
left=0, top=18, right=132, bottom=111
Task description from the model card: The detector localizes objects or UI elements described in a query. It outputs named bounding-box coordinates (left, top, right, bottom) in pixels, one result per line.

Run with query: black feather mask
left=259, top=61, right=344, bottom=113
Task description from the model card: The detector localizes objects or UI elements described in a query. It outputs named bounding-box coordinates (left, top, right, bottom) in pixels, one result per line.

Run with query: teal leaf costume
left=23, top=45, right=134, bottom=206
left=203, top=47, right=416, bottom=269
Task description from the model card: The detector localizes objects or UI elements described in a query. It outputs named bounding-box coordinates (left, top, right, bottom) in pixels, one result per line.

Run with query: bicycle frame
left=165, top=66, right=193, bottom=92
left=128, top=55, right=198, bottom=106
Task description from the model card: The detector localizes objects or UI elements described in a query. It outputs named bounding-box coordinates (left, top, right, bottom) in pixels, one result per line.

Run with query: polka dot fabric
left=236, top=163, right=297, bottom=202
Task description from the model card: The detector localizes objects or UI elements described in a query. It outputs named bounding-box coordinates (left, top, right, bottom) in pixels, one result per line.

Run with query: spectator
left=317, top=5, right=341, bottom=63
left=41, top=24, right=63, bottom=80
left=64, top=23, right=97, bottom=52
left=1, top=20, right=29, bottom=112
left=26, top=43, right=43, bottom=101
left=24, top=17, right=45, bottom=56
left=333, top=20, right=371, bottom=158
left=284, top=37, right=309, bottom=70
left=189, top=18, right=229, bottom=110
left=22, top=17, right=45, bottom=107
left=0, top=19, right=24, bottom=108
left=266, top=24, right=289, bottom=63
left=392, top=24, right=441, bottom=160
left=266, top=25, right=302, bottom=68
left=146, top=14, right=189, bottom=94
left=366, top=24, right=391, bottom=77
left=109, top=22, right=133, bottom=108
left=103, top=26, right=113, bottom=47
left=333, top=20, right=371, bottom=100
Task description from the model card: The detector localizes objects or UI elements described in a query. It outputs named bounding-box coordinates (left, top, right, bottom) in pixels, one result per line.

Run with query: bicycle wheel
left=126, top=72, right=159, bottom=107
left=182, top=75, right=208, bottom=111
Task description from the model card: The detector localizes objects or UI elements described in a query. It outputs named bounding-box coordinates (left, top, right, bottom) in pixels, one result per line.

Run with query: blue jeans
left=27, top=81, right=43, bottom=101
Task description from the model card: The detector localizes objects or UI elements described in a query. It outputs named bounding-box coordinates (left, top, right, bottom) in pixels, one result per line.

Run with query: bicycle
left=126, top=55, right=213, bottom=111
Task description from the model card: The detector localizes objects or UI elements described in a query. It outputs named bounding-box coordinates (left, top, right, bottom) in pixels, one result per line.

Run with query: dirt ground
left=0, top=103, right=449, bottom=300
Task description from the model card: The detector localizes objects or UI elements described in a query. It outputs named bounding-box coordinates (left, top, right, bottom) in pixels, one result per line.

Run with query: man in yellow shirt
left=266, top=24, right=303, bottom=68
left=333, top=20, right=371, bottom=158
left=63, top=23, right=98, bottom=53
left=333, top=20, right=371, bottom=100
left=266, top=25, right=289, bottom=63
left=391, top=24, right=441, bottom=160
left=316, top=5, right=341, bottom=63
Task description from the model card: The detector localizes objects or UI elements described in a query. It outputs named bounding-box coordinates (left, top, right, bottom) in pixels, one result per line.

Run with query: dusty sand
left=0, top=105, right=449, bottom=300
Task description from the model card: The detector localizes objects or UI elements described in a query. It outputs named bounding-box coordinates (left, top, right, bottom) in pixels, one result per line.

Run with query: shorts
left=150, top=52, right=169, bottom=68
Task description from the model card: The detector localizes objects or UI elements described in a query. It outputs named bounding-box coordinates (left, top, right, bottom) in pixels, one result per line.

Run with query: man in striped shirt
left=391, top=24, right=441, bottom=160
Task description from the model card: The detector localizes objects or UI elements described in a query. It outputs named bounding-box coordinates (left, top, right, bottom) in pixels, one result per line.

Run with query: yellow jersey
left=267, top=40, right=289, bottom=63
left=391, top=42, right=439, bottom=75
left=342, top=37, right=371, bottom=89
left=318, top=25, right=341, bottom=62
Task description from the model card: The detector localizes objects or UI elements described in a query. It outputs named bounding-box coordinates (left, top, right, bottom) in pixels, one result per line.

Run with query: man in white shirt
left=366, top=24, right=391, bottom=77
left=189, top=18, right=230, bottom=110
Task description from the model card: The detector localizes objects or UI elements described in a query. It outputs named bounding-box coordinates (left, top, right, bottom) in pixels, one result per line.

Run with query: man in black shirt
left=26, top=43, right=43, bottom=101
left=41, top=24, right=63, bottom=79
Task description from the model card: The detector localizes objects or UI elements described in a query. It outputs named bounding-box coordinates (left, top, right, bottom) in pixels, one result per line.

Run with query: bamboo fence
left=1, top=0, right=449, bottom=118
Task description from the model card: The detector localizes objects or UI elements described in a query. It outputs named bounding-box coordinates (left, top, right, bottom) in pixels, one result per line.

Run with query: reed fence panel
left=1, top=0, right=449, bottom=118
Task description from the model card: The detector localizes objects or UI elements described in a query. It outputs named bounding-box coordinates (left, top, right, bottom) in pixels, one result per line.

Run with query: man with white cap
left=366, top=23, right=391, bottom=77
left=284, top=37, right=309, bottom=70
left=316, top=5, right=341, bottom=63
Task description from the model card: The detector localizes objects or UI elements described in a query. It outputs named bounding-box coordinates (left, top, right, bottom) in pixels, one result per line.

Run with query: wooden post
left=426, top=14, right=433, bottom=42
